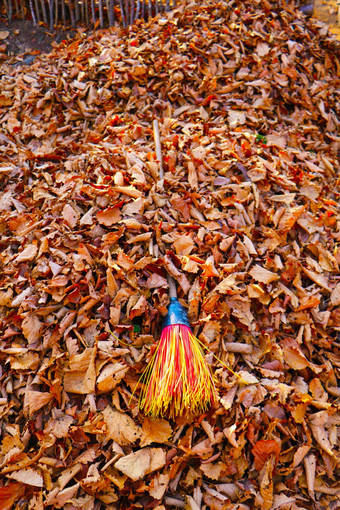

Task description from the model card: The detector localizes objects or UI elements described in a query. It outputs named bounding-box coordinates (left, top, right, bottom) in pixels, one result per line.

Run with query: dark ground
left=0, top=19, right=77, bottom=60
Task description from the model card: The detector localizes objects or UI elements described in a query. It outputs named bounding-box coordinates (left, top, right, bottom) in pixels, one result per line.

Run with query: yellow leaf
left=140, top=418, right=172, bottom=447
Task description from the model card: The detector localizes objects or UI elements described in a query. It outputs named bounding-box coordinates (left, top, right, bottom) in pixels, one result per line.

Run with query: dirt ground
left=0, top=19, right=77, bottom=60
left=0, top=1, right=338, bottom=60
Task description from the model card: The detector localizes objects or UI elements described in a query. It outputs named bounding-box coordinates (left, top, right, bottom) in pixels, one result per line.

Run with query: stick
left=98, top=0, right=104, bottom=28
left=108, top=0, right=115, bottom=26
left=90, top=0, right=96, bottom=25
left=49, top=0, right=54, bottom=30
left=153, top=119, right=164, bottom=180
left=153, top=119, right=178, bottom=297
left=68, top=0, right=75, bottom=27
left=29, top=0, right=37, bottom=24
left=61, top=0, right=66, bottom=25
left=40, top=0, right=48, bottom=25
left=130, top=0, right=135, bottom=24
left=85, top=0, right=89, bottom=25
left=54, top=0, right=59, bottom=27
left=135, top=0, right=140, bottom=21
left=75, top=0, right=80, bottom=23
left=34, top=0, right=41, bottom=23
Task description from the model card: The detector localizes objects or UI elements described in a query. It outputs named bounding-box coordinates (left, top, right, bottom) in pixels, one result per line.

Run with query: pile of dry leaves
left=0, top=0, right=339, bottom=508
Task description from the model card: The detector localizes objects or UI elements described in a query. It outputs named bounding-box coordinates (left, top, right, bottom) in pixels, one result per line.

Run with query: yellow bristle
left=139, top=325, right=217, bottom=419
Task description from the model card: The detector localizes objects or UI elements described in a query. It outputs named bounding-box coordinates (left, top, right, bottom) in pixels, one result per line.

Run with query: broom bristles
left=139, top=324, right=217, bottom=419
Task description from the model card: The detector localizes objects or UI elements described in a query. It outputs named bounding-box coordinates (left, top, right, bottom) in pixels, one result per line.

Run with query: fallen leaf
left=27, top=391, right=53, bottom=416
left=9, top=468, right=44, bottom=487
left=103, top=407, right=142, bottom=445
left=14, top=244, right=38, bottom=263
left=252, top=440, right=281, bottom=471
left=114, top=448, right=166, bottom=481
left=249, top=265, right=280, bottom=284
left=0, top=483, right=25, bottom=510
left=140, top=418, right=172, bottom=447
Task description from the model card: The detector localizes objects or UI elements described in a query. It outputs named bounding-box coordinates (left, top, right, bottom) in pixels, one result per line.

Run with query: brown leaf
left=258, top=457, right=275, bottom=510
left=62, top=204, right=79, bottom=228
left=27, top=391, right=53, bottom=416
left=302, top=267, right=331, bottom=292
left=97, top=207, right=122, bottom=226
left=249, top=264, right=280, bottom=284
left=114, top=448, right=166, bottom=481
left=96, top=362, right=128, bottom=393
left=149, top=473, right=170, bottom=499
left=14, top=244, right=38, bottom=263
left=102, top=407, right=142, bottom=445
left=281, top=338, right=311, bottom=371
left=9, top=468, right=44, bottom=487
left=21, top=313, right=43, bottom=346
left=63, top=347, right=96, bottom=394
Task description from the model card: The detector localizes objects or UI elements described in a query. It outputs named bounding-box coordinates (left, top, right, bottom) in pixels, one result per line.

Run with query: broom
left=138, top=120, right=217, bottom=419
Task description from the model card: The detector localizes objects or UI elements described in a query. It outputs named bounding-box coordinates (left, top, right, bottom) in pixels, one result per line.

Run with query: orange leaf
left=252, top=440, right=280, bottom=471
left=0, top=483, right=25, bottom=510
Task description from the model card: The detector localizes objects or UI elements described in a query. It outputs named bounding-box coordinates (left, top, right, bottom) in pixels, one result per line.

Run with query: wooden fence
left=2, top=0, right=177, bottom=28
